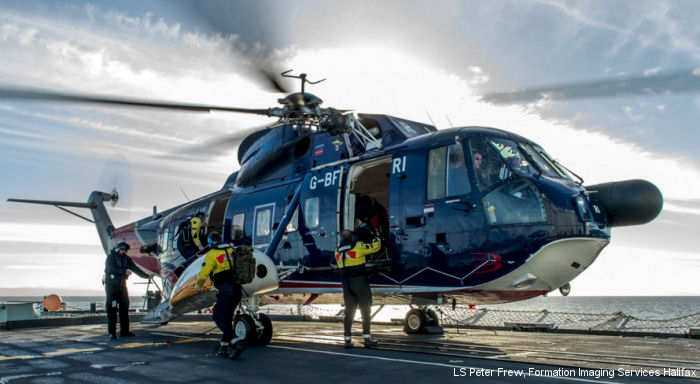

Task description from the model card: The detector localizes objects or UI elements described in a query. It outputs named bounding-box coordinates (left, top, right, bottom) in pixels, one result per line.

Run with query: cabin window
left=427, top=143, right=471, bottom=200
left=304, top=197, right=320, bottom=228
left=231, top=213, right=245, bottom=241
left=285, top=205, right=299, bottom=233
left=482, top=178, right=546, bottom=225
left=159, top=227, right=169, bottom=252
left=255, top=208, right=272, bottom=237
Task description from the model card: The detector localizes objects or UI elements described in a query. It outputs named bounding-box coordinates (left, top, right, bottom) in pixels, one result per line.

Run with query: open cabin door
left=297, top=165, right=345, bottom=268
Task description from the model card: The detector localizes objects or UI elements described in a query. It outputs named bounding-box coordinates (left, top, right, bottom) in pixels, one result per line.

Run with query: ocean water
left=2, top=295, right=698, bottom=320
left=482, top=296, right=700, bottom=320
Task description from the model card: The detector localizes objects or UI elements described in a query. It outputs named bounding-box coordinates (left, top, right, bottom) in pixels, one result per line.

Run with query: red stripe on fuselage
left=114, top=223, right=160, bottom=274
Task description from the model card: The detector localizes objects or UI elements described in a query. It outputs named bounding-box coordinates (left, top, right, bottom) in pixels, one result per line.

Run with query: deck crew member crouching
left=335, top=226, right=380, bottom=348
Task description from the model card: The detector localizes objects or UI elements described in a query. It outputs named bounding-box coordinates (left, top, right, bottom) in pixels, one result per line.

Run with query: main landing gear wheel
left=252, top=313, right=273, bottom=346
left=234, top=314, right=256, bottom=344
left=404, top=309, right=427, bottom=334
left=404, top=308, right=440, bottom=334
left=426, top=309, right=440, bottom=327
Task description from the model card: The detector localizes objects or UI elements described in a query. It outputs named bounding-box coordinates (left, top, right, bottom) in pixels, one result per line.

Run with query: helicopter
left=4, top=68, right=663, bottom=344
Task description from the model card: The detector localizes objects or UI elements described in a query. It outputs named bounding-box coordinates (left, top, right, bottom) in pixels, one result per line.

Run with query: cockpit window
left=482, top=179, right=547, bottom=225
left=520, top=143, right=560, bottom=178
left=487, top=138, right=538, bottom=177
left=469, top=137, right=506, bottom=191
left=533, top=145, right=574, bottom=181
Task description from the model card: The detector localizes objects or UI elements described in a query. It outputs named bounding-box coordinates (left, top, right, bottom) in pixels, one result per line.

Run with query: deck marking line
left=268, top=345, right=618, bottom=384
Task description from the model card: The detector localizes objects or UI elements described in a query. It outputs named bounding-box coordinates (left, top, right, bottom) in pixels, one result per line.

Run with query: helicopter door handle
left=406, top=215, right=425, bottom=227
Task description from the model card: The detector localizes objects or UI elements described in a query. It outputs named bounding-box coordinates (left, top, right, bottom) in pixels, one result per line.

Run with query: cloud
left=644, top=66, right=661, bottom=76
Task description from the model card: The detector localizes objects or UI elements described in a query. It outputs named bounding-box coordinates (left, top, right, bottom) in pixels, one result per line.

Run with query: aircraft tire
left=404, top=309, right=427, bottom=334
left=426, top=309, right=439, bottom=327
left=234, top=314, right=257, bottom=344
left=252, top=313, right=273, bottom=346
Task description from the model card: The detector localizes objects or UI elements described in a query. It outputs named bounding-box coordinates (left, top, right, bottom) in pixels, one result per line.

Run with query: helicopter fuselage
left=113, top=114, right=648, bottom=309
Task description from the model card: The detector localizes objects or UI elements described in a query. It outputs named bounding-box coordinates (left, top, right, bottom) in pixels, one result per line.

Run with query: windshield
left=487, top=138, right=538, bottom=176
left=531, top=145, right=575, bottom=181
left=520, top=143, right=560, bottom=178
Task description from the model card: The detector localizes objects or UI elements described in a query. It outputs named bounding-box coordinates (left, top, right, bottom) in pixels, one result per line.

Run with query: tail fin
left=8, top=191, right=117, bottom=255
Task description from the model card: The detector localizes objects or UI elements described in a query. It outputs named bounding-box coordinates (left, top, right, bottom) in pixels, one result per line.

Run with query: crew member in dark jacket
left=105, top=241, right=149, bottom=339
left=335, top=226, right=380, bottom=348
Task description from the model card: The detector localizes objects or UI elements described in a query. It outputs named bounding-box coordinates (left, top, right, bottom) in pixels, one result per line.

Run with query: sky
left=0, top=0, right=698, bottom=297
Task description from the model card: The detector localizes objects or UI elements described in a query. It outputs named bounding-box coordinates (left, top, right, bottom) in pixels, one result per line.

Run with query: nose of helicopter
left=585, top=179, right=663, bottom=227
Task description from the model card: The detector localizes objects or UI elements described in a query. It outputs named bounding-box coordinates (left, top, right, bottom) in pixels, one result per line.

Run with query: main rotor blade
left=482, top=69, right=700, bottom=104
left=257, top=63, right=292, bottom=94
left=180, top=2, right=292, bottom=94
left=160, top=123, right=271, bottom=161
left=0, top=86, right=271, bottom=115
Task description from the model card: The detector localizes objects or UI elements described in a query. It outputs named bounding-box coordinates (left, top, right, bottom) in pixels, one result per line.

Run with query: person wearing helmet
left=195, top=232, right=246, bottom=359
left=335, top=226, right=381, bottom=348
left=104, top=241, right=149, bottom=339
left=190, top=212, right=207, bottom=250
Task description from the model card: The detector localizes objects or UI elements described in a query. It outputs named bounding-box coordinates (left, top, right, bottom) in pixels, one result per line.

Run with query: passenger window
left=255, top=208, right=272, bottom=237
left=428, top=144, right=472, bottom=200
left=304, top=197, right=319, bottom=228
left=427, top=147, right=447, bottom=200
left=447, top=143, right=471, bottom=196
left=285, top=205, right=299, bottom=233
left=160, top=228, right=169, bottom=252
left=231, top=213, right=245, bottom=241
left=482, top=179, right=546, bottom=225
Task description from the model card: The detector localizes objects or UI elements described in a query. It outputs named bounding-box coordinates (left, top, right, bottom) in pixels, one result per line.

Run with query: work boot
left=364, top=336, right=378, bottom=348
left=217, top=342, right=230, bottom=358
left=229, top=340, right=246, bottom=360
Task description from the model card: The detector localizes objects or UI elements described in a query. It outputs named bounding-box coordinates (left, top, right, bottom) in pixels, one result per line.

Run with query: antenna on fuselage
left=425, top=110, right=436, bottom=127
left=180, top=188, right=190, bottom=202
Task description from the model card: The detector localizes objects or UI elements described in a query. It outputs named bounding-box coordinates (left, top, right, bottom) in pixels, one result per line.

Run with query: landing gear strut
left=403, top=307, right=441, bottom=334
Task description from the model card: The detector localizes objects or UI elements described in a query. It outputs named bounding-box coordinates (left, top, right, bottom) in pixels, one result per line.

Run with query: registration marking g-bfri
left=310, top=169, right=342, bottom=190
left=392, top=156, right=407, bottom=174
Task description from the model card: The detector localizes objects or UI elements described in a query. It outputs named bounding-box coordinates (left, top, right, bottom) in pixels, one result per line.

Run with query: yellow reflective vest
left=195, top=246, right=235, bottom=289
left=334, top=238, right=381, bottom=269
left=190, top=217, right=203, bottom=249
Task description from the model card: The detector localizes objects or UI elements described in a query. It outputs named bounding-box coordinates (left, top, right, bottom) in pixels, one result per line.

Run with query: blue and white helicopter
left=5, top=70, right=663, bottom=343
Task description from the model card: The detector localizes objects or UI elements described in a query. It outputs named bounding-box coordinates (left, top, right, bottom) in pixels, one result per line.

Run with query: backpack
left=225, top=245, right=256, bottom=285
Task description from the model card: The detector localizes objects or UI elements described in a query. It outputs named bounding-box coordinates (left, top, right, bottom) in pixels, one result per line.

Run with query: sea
left=2, top=295, right=699, bottom=320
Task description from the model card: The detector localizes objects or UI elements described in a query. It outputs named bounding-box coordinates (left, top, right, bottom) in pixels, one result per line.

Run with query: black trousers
left=341, top=273, right=372, bottom=337
left=212, top=283, right=242, bottom=343
left=105, top=283, right=130, bottom=335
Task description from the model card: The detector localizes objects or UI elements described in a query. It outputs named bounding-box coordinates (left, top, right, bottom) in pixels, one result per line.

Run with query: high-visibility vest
left=335, top=238, right=381, bottom=269
left=190, top=217, right=203, bottom=249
